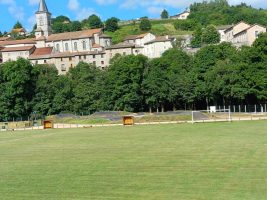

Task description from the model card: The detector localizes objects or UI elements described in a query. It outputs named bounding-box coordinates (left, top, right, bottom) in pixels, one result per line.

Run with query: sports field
left=0, top=121, right=267, bottom=200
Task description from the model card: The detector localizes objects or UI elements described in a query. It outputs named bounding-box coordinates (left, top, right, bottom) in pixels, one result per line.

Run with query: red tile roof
left=124, top=33, right=149, bottom=41
left=46, top=28, right=102, bottom=42
left=0, top=38, right=36, bottom=46
left=1, top=45, right=35, bottom=52
left=29, top=47, right=53, bottom=59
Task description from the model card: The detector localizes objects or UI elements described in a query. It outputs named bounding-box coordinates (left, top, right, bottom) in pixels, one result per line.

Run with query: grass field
left=0, top=121, right=267, bottom=199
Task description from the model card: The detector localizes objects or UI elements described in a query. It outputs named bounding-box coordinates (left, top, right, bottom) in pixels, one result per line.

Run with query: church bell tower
left=35, top=0, right=52, bottom=38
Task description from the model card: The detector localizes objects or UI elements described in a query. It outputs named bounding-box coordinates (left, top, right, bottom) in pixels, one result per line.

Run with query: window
left=79, top=56, right=82, bottom=60
left=84, top=55, right=86, bottom=59
left=56, top=44, right=60, bottom=52
left=93, top=61, right=96, bottom=65
left=93, top=55, right=96, bottom=59
left=65, top=43, right=69, bottom=51
left=82, top=41, right=86, bottom=50
left=61, top=64, right=66, bottom=71
left=71, top=64, right=73, bottom=68
left=101, top=61, right=104, bottom=65
left=44, top=60, right=47, bottom=63
left=101, top=54, right=104, bottom=58
left=105, top=40, right=109, bottom=46
left=255, top=31, right=259, bottom=38
left=35, top=61, right=38, bottom=64
left=39, top=17, right=44, bottom=26
left=69, top=57, right=72, bottom=61
left=61, top=58, right=63, bottom=62
left=74, top=42, right=78, bottom=51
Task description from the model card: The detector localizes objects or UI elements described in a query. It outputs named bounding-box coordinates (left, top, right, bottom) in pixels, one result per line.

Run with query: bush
left=139, top=18, right=152, bottom=31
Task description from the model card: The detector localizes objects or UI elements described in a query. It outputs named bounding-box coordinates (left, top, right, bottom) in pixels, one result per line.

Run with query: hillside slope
left=105, top=19, right=192, bottom=44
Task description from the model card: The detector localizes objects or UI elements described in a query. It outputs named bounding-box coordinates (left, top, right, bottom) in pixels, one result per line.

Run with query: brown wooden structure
left=43, top=120, right=54, bottom=129
left=123, top=116, right=134, bottom=126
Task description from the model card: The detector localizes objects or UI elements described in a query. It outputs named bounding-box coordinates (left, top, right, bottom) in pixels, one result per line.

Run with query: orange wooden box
left=123, top=116, right=134, bottom=126
left=43, top=120, right=54, bottom=129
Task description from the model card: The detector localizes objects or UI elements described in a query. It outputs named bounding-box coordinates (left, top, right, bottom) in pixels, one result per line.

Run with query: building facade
left=221, top=21, right=266, bottom=47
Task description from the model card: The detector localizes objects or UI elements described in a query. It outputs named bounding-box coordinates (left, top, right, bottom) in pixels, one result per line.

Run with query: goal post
left=192, top=109, right=231, bottom=123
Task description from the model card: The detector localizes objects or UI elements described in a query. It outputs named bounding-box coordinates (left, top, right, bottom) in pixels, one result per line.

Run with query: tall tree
left=105, top=17, right=119, bottom=32
left=31, top=65, right=58, bottom=115
left=201, top=25, right=220, bottom=45
left=0, top=58, right=34, bottom=121
left=143, top=58, right=169, bottom=113
left=69, top=62, right=104, bottom=114
left=13, top=21, right=23, bottom=29
left=161, top=9, right=169, bottom=19
left=105, top=55, right=148, bottom=112
left=88, top=14, right=103, bottom=29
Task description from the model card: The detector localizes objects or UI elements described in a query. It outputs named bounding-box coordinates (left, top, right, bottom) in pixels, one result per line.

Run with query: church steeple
left=35, top=0, right=52, bottom=38
left=38, top=0, right=49, bottom=13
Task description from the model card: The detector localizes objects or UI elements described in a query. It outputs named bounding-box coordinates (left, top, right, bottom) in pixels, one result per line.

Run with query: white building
left=170, top=11, right=190, bottom=20
left=106, top=33, right=175, bottom=59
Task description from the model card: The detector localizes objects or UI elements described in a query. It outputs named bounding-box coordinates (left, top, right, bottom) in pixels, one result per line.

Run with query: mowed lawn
left=0, top=121, right=267, bottom=200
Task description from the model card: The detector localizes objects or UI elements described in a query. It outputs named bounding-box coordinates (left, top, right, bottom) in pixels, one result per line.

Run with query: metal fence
left=216, top=104, right=267, bottom=113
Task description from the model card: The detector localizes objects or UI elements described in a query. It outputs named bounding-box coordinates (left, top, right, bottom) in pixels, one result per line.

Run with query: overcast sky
left=0, top=0, right=266, bottom=32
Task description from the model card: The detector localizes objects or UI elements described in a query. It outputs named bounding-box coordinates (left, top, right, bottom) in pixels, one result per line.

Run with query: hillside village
left=0, top=0, right=266, bottom=74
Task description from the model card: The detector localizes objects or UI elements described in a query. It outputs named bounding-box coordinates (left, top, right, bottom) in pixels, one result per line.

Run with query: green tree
left=201, top=25, right=220, bottom=44
left=161, top=9, right=169, bottom=19
left=0, top=58, right=34, bottom=121
left=52, top=15, right=71, bottom=24
left=191, top=27, right=203, bottom=47
left=88, top=14, right=103, bottom=29
left=52, top=75, right=73, bottom=114
left=105, top=55, right=148, bottom=112
left=163, top=49, right=192, bottom=110
left=105, top=17, right=119, bottom=32
left=143, top=58, right=170, bottom=113
left=0, top=31, right=3, bottom=37
left=31, top=65, right=58, bottom=115
left=70, top=21, right=82, bottom=32
left=13, top=21, right=23, bottom=29
left=139, top=18, right=152, bottom=31
left=68, top=62, right=105, bottom=114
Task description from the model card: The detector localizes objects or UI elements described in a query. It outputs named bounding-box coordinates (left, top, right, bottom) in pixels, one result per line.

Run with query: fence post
left=234, top=105, right=236, bottom=113
left=265, top=104, right=266, bottom=113
left=245, top=105, right=247, bottom=113
left=239, top=105, right=241, bottom=113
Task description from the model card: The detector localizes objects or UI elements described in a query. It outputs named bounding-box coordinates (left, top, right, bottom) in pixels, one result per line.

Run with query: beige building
left=223, top=21, right=266, bottom=47
left=106, top=33, right=175, bottom=59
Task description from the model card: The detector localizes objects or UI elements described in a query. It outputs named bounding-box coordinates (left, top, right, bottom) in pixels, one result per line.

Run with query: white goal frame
left=192, top=109, right=231, bottom=123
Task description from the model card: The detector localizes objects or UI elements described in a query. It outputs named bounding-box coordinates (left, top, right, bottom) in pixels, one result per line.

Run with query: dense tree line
left=0, top=33, right=266, bottom=120
left=188, top=0, right=267, bottom=26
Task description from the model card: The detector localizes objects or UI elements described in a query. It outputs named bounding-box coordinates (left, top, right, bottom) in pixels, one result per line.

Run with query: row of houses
left=0, top=0, right=175, bottom=74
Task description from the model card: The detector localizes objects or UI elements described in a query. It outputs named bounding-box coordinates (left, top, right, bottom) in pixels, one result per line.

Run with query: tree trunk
left=206, top=97, right=209, bottom=110
left=149, top=106, right=152, bottom=114
left=157, top=107, right=159, bottom=113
